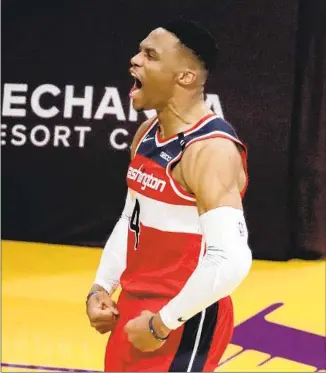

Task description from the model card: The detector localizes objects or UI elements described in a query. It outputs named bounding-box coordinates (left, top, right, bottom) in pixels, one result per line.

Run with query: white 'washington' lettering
left=127, top=166, right=166, bottom=192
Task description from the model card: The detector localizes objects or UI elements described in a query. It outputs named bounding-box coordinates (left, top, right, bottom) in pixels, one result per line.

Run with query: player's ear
left=178, top=70, right=196, bottom=86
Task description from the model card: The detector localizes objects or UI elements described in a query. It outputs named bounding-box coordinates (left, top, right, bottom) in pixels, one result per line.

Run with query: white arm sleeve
left=159, top=206, right=252, bottom=330
left=93, top=190, right=133, bottom=294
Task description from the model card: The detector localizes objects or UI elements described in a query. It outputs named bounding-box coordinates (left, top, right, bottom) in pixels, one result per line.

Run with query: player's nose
left=130, top=51, right=143, bottom=68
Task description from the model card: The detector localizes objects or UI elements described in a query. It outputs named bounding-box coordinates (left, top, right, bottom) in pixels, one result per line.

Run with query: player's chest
left=126, top=151, right=187, bottom=203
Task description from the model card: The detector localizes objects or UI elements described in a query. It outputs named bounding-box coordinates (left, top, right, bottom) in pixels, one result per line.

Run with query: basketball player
left=86, top=18, right=252, bottom=372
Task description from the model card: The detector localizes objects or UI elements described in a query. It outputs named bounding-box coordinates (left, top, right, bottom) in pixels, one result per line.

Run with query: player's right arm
left=90, top=117, right=154, bottom=292
left=86, top=117, right=154, bottom=333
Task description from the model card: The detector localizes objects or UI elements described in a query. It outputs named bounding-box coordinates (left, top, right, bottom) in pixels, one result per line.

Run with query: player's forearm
left=159, top=206, right=252, bottom=330
left=93, top=191, right=133, bottom=294
left=93, top=217, right=128, bottom=294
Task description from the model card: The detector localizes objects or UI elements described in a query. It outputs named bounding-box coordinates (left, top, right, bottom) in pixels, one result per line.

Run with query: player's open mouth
left=129, top=76, right=143, bottom=98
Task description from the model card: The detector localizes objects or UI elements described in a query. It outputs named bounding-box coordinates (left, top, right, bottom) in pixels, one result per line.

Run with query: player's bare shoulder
left=180, top=137, right=243, bottom=175
left=179, top=136, right=245, bottom=211
left=130, top=116, right=156, bottom=160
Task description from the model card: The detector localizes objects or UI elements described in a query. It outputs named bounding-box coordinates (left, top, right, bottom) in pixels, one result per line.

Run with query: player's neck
left=157, top=95, right=211, bottom=140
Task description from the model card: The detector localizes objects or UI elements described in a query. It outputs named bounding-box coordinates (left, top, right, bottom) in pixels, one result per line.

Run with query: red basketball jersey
left=120, top=113, right=248, bottom=298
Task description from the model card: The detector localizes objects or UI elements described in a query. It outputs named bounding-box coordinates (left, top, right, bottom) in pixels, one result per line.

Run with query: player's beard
left=131, top=96, right=145, bottom=112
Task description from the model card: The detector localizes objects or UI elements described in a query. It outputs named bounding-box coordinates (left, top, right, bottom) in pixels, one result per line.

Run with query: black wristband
left=148, top=315, right=169, bottom=342
left=86, top=290, right=100, bottom=304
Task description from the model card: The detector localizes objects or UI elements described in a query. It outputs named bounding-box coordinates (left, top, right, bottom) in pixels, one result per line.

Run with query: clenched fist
left=86, top=287, right=119, bottom=334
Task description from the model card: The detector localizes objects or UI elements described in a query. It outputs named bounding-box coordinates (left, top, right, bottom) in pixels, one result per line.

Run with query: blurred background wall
left=2, top=0, right=325, bottom=260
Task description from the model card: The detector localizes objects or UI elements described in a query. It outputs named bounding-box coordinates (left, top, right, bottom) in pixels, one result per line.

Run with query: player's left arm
left=154, top=137, right=252, bottom=334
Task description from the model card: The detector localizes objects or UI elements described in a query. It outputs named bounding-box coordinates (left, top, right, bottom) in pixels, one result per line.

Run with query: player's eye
left=145, top=50, right=157, bottom=60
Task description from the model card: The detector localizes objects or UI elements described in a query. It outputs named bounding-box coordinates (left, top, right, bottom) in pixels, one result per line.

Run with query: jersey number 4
left=130, top=199, right=140, bottom=250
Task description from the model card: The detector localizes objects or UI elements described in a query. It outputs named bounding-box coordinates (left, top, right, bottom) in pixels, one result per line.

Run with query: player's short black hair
left=161, top=17, right=218, bottom=73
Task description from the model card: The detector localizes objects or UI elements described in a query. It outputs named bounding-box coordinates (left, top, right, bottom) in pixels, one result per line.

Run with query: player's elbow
left=234, top=245, right=252, bottom=282
left=220, top=245, right=252, bottom=297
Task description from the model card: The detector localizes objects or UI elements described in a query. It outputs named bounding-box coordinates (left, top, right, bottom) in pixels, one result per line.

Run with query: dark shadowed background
left=2, top=0, right=325, bottom=260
